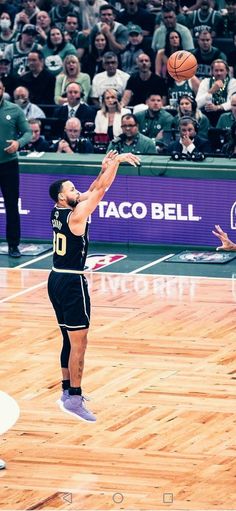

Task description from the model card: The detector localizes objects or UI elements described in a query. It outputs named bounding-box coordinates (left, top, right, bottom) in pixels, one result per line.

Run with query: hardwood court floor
left=0, top=268, right=236, bottom=510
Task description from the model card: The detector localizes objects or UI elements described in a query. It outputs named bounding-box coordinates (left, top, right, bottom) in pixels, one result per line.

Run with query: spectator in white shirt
left=90, top=51, right=129, bottom=106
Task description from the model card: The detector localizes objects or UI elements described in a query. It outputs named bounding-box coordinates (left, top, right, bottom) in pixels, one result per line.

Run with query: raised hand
left=212, top=224, right=236, bottom=251
left=116, top=153, right=141, bottom=167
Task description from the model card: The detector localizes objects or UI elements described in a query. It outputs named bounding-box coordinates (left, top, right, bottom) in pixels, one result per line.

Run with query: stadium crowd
left=2, top=0, right=236, bottom=156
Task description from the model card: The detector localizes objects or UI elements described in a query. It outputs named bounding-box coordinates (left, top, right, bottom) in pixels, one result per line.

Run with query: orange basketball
left=167, top=51, right=198, bottom=81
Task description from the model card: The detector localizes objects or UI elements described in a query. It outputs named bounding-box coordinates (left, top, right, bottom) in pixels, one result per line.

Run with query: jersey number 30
left=53, top=232, right=66, bottom=256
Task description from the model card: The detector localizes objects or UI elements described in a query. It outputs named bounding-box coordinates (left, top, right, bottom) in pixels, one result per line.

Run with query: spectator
left=172, top=94, right=210, bottom=137
left=49, top=0, right=80, bottom=31
left=221, top=0, right=236, bottom=37
left=0, top=57, right=19, bottom=99
left=228, top=32, right=236, bottom=78
left=216, top=92, right=236, bottom=129
left=13, top=0, right=40, bottom=32
left=54, top=82, right=96, bottom=131
left=0, top=12, right=17, bottom=55
left=94, top=88, right=130, bottom=140
left=121, top=52, right=166, bottom=108
left=64, top=15, right=88, bottom=60
left=4, top=24, right=42, bottom=76
left=13, top=86, right=46, bottom=119
left=81, top=31, right=109, bottom=79
left=0, top=1, right=17, bottom=21
left=108, top=113, right=157, bottom=153
left=42, top=26, right=77, bottom=76
left=79, top=0, right=108, bottom=33
left=117, top=0, right=156, bottom=37
left=21, top=118, right=51, bottom=151
left=186, top=0, right=223, bottom=38
left=192, top=29, right=227, bottom=80
left=35, top=10, right=51, bottom=44
left=90, top=51, right=129, bottom=106
left=134, top=93, right=174, bottom=141
left=222, top=120, right=236, bottom=156
left=51, top=117, right=94, bottom=153
left=196, top=59, right=236, bottom=126
left=155, top=0, right=187, bottom=27
left=167, top=116, right=212, bottom=156
left=0, top=80, right=32, bottom=257
left=152, top=7, right=194, bottom=52
left=90, top=4, right=128, bottom=55
left=155, top=29, right=183, bottom=79
left=19, top=50, right=56, bottom=105
left=54, top=54, right=90, bottom=104
left=167, top=73, right=200, bottom=108
left=120, top=24, right=155, bottom=75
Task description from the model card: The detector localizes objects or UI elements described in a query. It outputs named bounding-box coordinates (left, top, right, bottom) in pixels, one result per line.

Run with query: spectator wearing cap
left=90, top=51, right=130, bottom=106
left=117, top=0, right=156, bottom=37
left=19, top=50, right=56, bottom=105
left=0, top=57, right=19, bottom=99
left=90, top=4, right=128, bottom=55
left=0, top=12, right=17, bottom=55
left=13, top=0, right=40, bottom=32
left=120, top=24, right=155, bottom=75
left=13, top=86, right=46, bottom=119
left=121, top=52, right=166, bottom=108
left=3, top=24, right=42, bottom=76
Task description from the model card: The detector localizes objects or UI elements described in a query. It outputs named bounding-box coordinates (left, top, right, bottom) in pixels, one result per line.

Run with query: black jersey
left=51, top=206, right=89, bottom=271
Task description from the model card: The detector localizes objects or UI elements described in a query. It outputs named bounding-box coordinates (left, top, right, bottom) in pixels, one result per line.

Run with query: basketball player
left=48, top=150, right=140, bottom=422
left=212, top=225, right=236, bottom=251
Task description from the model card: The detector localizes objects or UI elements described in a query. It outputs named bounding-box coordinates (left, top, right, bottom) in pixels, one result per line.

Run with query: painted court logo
left=85, top=254, right=126, bottom=271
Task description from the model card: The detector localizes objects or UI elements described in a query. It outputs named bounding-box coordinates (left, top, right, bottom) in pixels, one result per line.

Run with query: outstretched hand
left=212, top=224, right=236, bottom=251
left=102, top=151, right=141, bottom=171
left=116, top=152, right=141, bottom=167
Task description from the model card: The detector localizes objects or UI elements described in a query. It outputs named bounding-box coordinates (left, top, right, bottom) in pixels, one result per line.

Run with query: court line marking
left=0, top=267, right=234, bottom=280
left=129, top=254, right=175, bottom=274
left=0, top=280, right=47, bottom=304
left=12, top=250, right=54, bottom=269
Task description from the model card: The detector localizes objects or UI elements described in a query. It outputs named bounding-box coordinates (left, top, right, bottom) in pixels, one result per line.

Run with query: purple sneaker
left=61, top=389, right=69, bottom=403
left=62, top=395, right=96, bottom=422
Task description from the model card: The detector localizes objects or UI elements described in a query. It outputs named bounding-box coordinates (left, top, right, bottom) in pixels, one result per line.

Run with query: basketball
left=167, top=51, right=198, bottom=81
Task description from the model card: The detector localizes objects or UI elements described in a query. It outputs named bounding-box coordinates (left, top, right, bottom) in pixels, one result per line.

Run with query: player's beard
left=67, top=198, right=79, bottom=208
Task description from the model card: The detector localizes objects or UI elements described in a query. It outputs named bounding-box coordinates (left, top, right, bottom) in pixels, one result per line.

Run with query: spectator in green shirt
left=0, top=80, right=32, bottom=258
left=108, top=113, right=157, bottom=154
left=135, top=93, right=174, bottom=143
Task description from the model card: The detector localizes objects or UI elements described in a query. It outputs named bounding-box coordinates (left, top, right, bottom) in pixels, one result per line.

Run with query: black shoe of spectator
left=8, top=245, right=21, bottom=258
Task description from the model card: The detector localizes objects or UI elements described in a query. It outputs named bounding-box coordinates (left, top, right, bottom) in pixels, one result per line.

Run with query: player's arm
left=71, top=151, right=140, bottom=224
left=212, top=224, right=236, bottom=251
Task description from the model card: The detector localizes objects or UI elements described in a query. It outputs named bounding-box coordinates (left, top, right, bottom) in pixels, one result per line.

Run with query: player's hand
left=116, top=153, right=141, bottom=167
left=4, top=140, right=19, bottom=154
left=212, top=224, right=236, bottom=251
left=101, top=150, right=119, bottom=170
